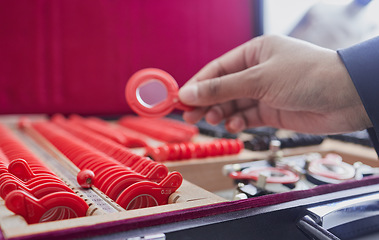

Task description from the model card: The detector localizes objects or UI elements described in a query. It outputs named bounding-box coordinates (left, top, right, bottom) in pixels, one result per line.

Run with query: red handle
left=175, top=101, right=194, bottom=112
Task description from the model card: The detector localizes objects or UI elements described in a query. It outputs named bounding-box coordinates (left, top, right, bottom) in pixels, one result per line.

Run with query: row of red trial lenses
left=0, top=123, right=88, bottom=224
left=32, top=121, right=183, bottom=210
left=118, top=116, right=199, bottom=143
left=69, top=115, right=148, bottom=148
left=146, top=138, right=244, bottom=162
left=50, top=115, right=168, bottom=181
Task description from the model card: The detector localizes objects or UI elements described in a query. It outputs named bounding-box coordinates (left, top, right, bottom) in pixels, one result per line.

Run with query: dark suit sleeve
left=337, top=36, right=379, bottom=155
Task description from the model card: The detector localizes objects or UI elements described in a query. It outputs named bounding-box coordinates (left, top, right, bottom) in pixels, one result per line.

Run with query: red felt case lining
left=0, top=0, right=254, bottom=115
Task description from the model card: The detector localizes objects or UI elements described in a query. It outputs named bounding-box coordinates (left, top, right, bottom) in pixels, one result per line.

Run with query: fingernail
left=179, top=85, right=198, bottom=104
left=229, top=117, right=244, bottom=132
left=206, top=107, right=222, bottom=125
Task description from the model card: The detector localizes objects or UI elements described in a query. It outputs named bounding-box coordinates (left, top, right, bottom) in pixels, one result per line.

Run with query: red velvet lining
left=0, top=0, right=253, bottom=115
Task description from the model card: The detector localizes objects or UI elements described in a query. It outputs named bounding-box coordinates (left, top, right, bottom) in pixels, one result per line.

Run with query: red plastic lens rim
left=125, top=68, right=179, bottom=118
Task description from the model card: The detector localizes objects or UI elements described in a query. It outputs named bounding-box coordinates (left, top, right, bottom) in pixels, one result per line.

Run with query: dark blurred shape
left=243, top=127, right=278, bottom=136
left=244, top=134, right=325, bottom=151
left=328, top=130, right=373, bottom=147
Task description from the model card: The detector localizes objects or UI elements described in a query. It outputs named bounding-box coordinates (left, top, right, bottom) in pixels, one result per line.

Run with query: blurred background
left=0, top=0, right=378, bottom=116
left=264, top=0, right=379, bottom=49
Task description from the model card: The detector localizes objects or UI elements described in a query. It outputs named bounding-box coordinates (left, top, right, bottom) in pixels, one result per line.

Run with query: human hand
left=178, top=35, right=371, bottom=134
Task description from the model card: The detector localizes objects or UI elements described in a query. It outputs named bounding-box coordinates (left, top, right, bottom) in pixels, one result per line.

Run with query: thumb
left=179, top=68, right=261, bottom=106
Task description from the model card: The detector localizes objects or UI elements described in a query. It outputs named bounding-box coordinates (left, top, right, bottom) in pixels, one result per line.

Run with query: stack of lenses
left=32, top=120, right=183, bottom=210
left=0, top=123, right=88, bottom=224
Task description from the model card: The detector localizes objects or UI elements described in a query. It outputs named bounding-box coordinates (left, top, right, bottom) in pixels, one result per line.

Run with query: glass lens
left=136, top=80, right=168, bottom=108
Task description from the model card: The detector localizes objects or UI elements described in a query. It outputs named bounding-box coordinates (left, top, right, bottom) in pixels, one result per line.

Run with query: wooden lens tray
left=0, top=116, right=377, bottom=240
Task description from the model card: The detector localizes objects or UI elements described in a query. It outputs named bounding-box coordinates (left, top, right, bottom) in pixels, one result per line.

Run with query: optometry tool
left=125, top=68, right=193, bottom=118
